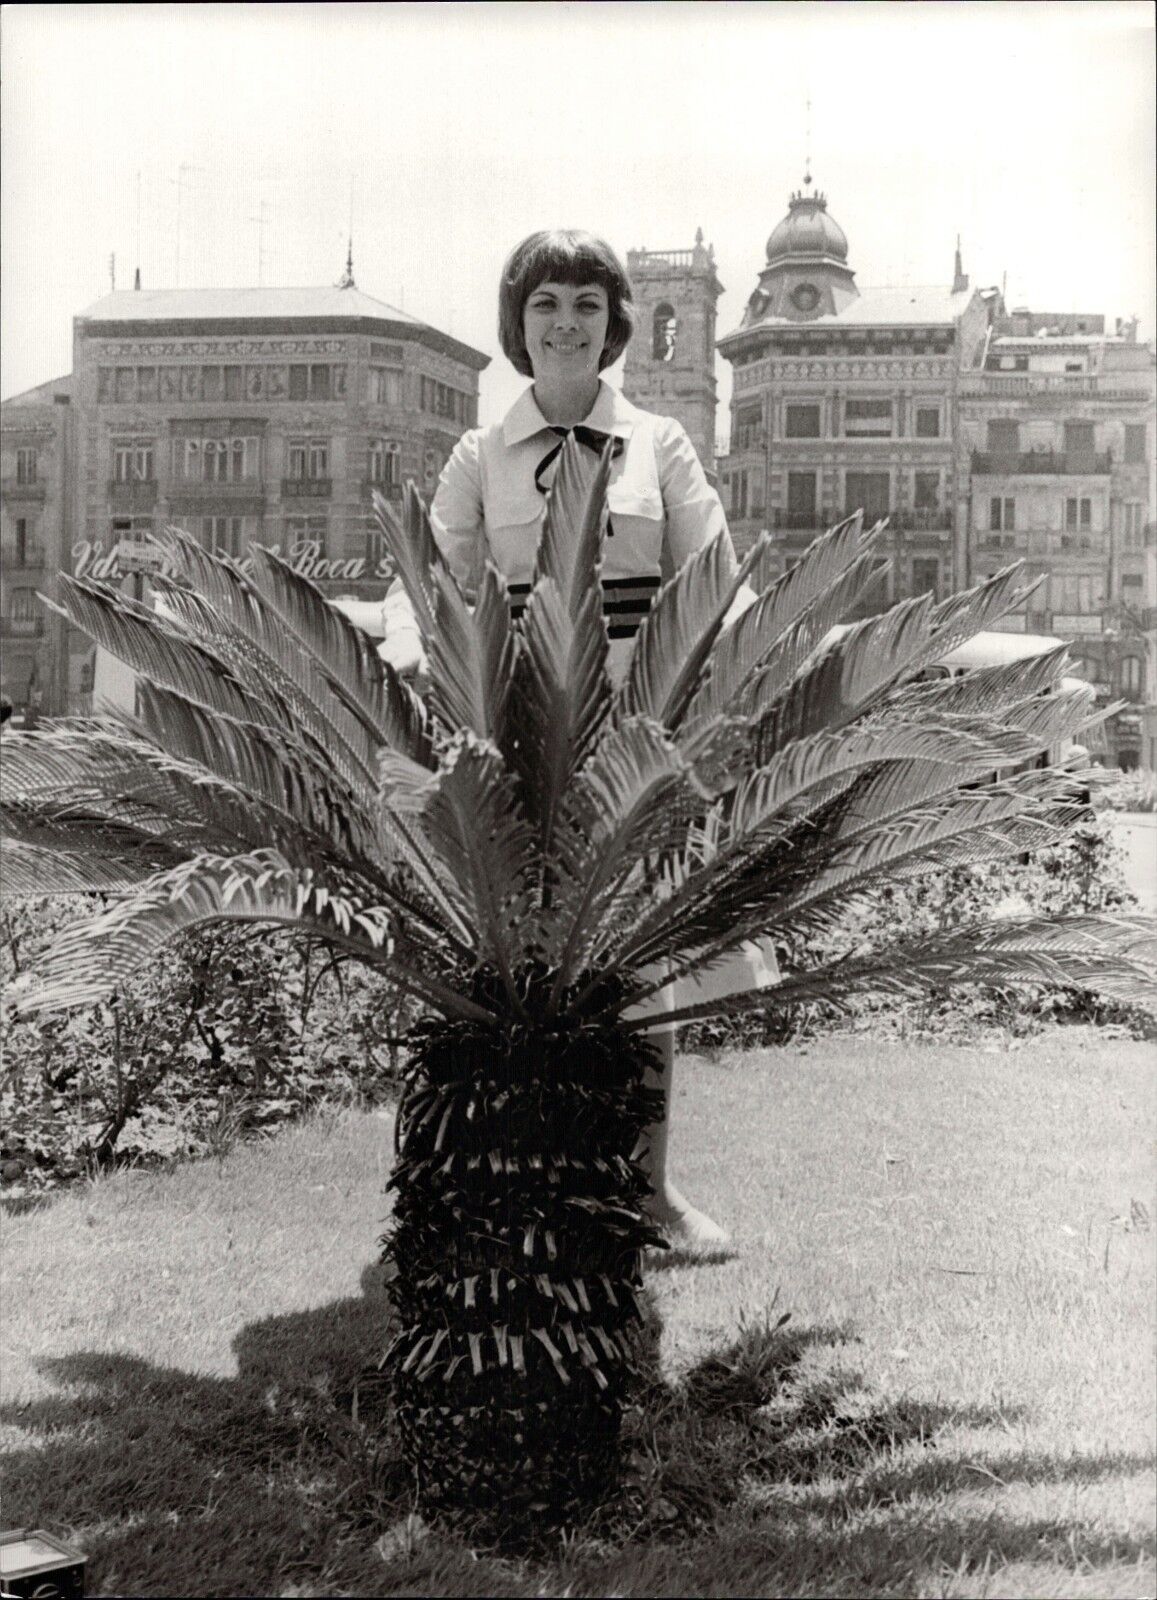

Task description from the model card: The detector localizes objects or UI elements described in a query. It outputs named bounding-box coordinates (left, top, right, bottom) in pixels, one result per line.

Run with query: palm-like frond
left=624, top=914, right=1157, bottom=1032
left=6, top=475, right=1153, bottom=1030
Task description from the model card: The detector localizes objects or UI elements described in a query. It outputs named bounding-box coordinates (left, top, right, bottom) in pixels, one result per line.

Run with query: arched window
left=652, top=303, right=677, bottom=362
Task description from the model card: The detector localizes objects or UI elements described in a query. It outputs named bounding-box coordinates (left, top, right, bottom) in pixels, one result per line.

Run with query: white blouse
left=382, top=379, right=749, bottom=682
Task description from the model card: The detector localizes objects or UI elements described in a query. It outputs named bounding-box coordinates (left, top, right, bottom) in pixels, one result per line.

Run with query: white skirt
left=624, top=937, right=781, bottom=1035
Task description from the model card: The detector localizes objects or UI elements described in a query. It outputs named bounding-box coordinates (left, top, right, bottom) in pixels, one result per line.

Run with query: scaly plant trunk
left=381, top=975, right=664, bottom=1534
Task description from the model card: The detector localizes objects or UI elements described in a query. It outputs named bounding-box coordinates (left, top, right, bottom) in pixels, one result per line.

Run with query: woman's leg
left=639, top=1029, right=729, bottom=1247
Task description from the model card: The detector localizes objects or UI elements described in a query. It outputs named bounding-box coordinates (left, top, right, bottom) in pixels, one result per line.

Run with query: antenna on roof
left=134, top=169, right=142, bottom=289
left=109, top=252, right=116, bottom=292
left=248, top=200, right=270, bottom=286
left=804, top=91, right=813, bottom=187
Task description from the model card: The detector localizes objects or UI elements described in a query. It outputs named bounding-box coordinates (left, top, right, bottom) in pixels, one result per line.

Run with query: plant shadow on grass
left=3, top=1274, right=1154, bottom=1598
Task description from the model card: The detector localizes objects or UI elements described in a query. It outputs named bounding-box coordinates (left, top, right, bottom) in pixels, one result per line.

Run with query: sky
left=2, top=0, right=1154, bottom=430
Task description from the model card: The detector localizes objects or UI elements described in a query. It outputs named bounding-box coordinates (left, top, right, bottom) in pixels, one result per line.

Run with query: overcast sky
left=2, top=1, right=1154, bottom=428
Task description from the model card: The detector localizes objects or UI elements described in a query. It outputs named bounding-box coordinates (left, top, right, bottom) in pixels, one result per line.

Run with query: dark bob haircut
left=498, top=229, right=636, bottom=378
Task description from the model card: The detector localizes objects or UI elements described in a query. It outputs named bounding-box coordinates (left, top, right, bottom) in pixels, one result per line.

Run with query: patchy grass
left=2, top=1037, right=1153, bottom=1597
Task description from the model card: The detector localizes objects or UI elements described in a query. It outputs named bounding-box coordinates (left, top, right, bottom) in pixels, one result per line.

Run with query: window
left=844, top=399, right=893, bottom=438
left=419, top=376, right=470, bottom=421
left=283, top=363, right=345, bottom=402
left=986, top=419, right=1020, bottom=454
left=201, top=516, right=248, bottom=558
left=224, top=366, right=243, bottom=401
left=914, top=471, right=939, bottom=510
left=1049, top=573, right=1104, bottom=613
left=915, top=406, right=940, bottom=439
left=785, top=403, right=821, bottom=438
left=1122, top=573, right=1143, bottom=589
left=10, top=587, right=38, bottom=623
left=15, top=447, right=37, bottom=485
left=912, top=557, right=939, bottom=595
left=12, top=517, right=37, bottom=566
left=734, top=404, right=763, bottom=450
left=1122, top=503, right=1144, bottom=547
left=1121, top=657, right=1142, bottom=695
left=285, top=514, right=328, bottom=556
left=112, top=439, right=154, bottom=482
left=137, top=367, right=157, bottom=402
left=180, top=368, right=202, bottom=401
left=1065, top=497, right=1092, bottom=531
left=368, top=439, right=401, bottom=485
left=990, top=496, right=1016, bottom=531
left=368, top=367, right=404, bottom=406
left=1063, top=421, right=1095, bottom=457
left=115, top=367, right=135, bottom=403
left=730, top=470, right=748, bottom=519
left=202, top=366, right=223, bottom=403
left=786, top=471, right=816, bottom=526
left=1125, top=425, right=1147, bottom=465
left=652, top=303, right=677, bottom=362
left=289, top=365, right=309, bottom=401
left=173, top=434, right=260, bottom=482
left=845, top=471, right=890, bottom=521
left=287, top=439, right=329, bottom=480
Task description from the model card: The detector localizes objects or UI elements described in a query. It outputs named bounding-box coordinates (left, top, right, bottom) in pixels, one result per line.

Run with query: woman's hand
left=378, top=627, right=428, bottom=683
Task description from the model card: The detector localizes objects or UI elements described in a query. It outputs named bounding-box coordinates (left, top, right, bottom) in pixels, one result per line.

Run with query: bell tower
left=623, top=230, right=723, bottom=476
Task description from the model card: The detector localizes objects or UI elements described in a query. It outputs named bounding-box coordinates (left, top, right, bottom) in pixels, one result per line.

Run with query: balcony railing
left=960, top=371, right=1152, bottom=400
left=1, top=477, right=47, bottom=500
left=169, top=478, right=264, bottom=495
left=971, top=450, right=1113, bottom=476
left=1, top=616, right=45, bottom=638
left=108, top=478, right=159, bottom=508
left=3, top=545, right=47, bottom=569
left=282, top=477, right=332, bottom=499
left=363, top=479, right=403, bottom=501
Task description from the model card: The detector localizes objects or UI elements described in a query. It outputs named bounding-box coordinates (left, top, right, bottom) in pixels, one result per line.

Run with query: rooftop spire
left=338, top=236, right=355, bottom=290
left=953, top=233, right=969, bottom=295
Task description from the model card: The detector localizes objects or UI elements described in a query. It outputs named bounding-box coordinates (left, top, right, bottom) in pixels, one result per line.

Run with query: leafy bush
left=1098, top=768, right=1157, bottom=814
left=682, top=815, right=1150, bottom=1054
left=1, top=897, right=418, bottom=1193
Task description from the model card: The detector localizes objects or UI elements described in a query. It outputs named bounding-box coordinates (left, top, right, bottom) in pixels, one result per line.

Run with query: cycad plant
left=3, top=437, right=1154, bottom=1536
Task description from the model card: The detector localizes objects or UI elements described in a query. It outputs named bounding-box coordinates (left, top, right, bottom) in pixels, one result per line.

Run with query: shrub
left=1098, top=768, right=1157, bottom=814
left=681, top=815, right=1149, bottom=1054
left=1, top=897, right=418, bottom=1192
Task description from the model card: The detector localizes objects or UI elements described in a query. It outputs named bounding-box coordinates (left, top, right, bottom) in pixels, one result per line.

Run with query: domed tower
left=742, top=178, right=859, bottom=325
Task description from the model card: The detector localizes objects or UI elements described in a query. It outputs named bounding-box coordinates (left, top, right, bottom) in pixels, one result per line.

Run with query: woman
left=382, top=228, right=766, bottom=1248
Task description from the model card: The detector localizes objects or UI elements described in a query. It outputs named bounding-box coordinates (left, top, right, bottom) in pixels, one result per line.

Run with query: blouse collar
left=501, top=379, right=639, bottom=448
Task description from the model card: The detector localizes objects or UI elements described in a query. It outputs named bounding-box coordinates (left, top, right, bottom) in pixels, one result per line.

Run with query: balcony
left=171, top=478, right=264, bottom=497
left=363, top=479, right=403, bottom=501
left=108, top=478, right=158, bottom=510
left=960, top=371, right=1152, bottom=401
left=889, top=509, right=953, bottom=533
left=1, top=616, right=45, bottom=638
left=971, top=450, right=1113, bottom=477
left=282, top=477, right=332, bottom=499
left=1, top=476, right=47, bottom=501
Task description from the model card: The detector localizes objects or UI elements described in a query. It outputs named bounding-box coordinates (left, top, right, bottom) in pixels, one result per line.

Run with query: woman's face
left=522, top=280, right=610, bottom=386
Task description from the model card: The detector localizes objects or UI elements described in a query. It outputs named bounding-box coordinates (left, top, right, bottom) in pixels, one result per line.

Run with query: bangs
left=515, top=232, right=622, bottom=295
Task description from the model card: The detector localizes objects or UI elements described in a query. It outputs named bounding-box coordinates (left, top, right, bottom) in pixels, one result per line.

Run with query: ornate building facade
left=1, top=276, right=488, bottom=717
left=715, top=180, right=1155, bottom=765
left=716, top=180, right=994, bottom=607
left=958, top=318, right=1154, bottom=765
left=623, top=233, right=723, bottom=475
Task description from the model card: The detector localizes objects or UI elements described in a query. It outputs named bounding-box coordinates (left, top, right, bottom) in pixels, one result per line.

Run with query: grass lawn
left=2, top=1034, right=1154, bottom=1598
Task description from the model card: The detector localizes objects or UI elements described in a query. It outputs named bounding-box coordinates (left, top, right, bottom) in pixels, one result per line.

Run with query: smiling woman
left=380, top=228, right=770, bottom=1252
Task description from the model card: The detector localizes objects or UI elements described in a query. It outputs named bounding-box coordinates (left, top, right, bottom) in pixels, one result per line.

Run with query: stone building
left=0, top=272, right=488, bottom=715
left=716, top=179, right=996, bottom=602
left=0, top=374, right=75, bottom=719
left=623, top=232, right=723, bottom=476
left=958, top=316, right=1154, bottom=766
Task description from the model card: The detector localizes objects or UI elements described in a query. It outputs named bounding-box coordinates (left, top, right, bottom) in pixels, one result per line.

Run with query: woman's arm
left=657, top=417, right=757, bottom=623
